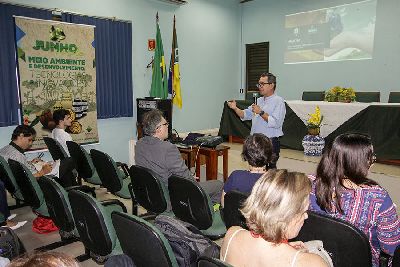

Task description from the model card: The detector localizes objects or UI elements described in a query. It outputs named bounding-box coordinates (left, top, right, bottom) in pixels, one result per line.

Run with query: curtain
left=62, top=13, right=133, bottom=119
left=0, top=3, right=52, bottom=127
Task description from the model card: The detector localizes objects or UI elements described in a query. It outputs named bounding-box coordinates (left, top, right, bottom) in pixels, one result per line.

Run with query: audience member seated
left=135, top=109, right=223, bottom=204
left=51, top=109, right=72, bottom=156
left=220, top=169, right=328, bottom=267
left=0, top=125, right=77, bottom=187
left=0, top=125, right=51, bottom=179
left=8, top=251, right=79, bottom=267
left=0, top=180, right=26, bottom=230
left=309, top=133, right=400, bottom=267
left=221, top=133, right=272, bottom=206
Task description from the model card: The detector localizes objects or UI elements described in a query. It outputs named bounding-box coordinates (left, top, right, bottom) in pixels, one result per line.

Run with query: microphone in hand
left=252, top=93, right=258, bottom=115
left=253, top=92, right=258, bottom=104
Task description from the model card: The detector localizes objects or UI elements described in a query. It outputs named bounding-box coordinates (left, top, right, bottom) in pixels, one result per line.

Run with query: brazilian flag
left=150, top=14, right=168, bottom=99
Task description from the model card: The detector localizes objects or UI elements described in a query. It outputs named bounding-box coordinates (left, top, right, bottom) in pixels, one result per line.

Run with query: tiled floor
left=6, top=143, right=400, bottom=266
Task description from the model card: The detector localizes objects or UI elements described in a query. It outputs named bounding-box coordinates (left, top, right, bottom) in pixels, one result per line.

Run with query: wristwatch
left=259, top=110, right=265, bottom=117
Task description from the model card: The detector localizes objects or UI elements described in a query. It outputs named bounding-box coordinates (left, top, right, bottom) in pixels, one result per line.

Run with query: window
left=245, top=42, right=269, bottom=101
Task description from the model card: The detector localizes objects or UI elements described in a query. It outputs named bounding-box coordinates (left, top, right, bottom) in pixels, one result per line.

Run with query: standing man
left=51, top=109, right=73, bottom=156
left=135, top=109, right=223, bottom=204
left=227, top=72, right=286, bottom=168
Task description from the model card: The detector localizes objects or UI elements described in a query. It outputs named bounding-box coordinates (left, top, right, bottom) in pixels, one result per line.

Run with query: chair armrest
left=65, top=185, right=96, bottom=198
left=128, top=183, right=138, bottom=215
left=100, top=199, right=127, bottom=213
left=116, top=162, right=129, bottom=177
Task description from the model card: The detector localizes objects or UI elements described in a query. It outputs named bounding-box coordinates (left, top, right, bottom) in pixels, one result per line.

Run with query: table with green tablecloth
left=218, top=100, right=400, bottom=160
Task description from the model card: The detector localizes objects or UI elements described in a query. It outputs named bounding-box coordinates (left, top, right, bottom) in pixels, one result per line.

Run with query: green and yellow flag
left=168, top=15, right=182, bottom=108
left=150, top=13, right=168, bottom=99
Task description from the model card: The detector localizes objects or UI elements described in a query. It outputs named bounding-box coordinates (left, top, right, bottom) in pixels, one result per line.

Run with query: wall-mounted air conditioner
left=157, top=0, right=187, bottom=5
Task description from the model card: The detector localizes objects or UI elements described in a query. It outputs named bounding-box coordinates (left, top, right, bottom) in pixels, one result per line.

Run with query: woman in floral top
left=309, top=133, right=399, bottom=267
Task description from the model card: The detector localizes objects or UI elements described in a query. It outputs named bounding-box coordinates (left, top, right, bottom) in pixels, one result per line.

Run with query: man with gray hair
left=135, top=109, right=223, bottom=203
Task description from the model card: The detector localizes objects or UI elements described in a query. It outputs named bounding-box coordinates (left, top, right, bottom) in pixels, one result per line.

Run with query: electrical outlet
left=239, top=88, right=244, bottom=94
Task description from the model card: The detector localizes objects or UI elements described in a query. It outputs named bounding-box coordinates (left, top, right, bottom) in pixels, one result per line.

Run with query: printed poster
left=14, top=16, right=98, bottom=150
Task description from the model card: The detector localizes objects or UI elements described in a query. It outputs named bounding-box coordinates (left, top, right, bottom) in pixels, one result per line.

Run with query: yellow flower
left=307, top=106, right=323, bottom=129
left=325, top=86, right=356, bottom=102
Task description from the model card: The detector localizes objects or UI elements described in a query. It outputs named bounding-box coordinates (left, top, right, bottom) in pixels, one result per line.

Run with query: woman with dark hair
left=221, top=133, right=272, bottom=206
left=310, top=133, right=400, bottom=267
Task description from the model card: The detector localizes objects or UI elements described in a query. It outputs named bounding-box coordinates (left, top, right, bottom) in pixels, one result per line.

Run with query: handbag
left=304, top=240, right=334, bottom=267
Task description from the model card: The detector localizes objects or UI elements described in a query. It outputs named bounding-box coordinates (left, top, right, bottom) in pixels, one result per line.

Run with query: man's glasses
left=372, top=153, right=377, bottom=163
left=256, top=82, right=272, bottom=88
left=156, top=122, right=169, bottom=129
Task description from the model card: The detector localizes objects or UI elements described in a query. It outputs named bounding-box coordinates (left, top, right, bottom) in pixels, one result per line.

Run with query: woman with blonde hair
left=220, top=169, right=327, bottom=267
left=8, top=251, right=79, bottom=267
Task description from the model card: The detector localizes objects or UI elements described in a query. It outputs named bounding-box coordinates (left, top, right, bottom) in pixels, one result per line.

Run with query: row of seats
left=43, top=137, right=227, bottom=239
left=3, top=138, right=399, bottom=266
left=1, top=137, right=228, bottom=265
left=302, top=91, right=400, bottom=103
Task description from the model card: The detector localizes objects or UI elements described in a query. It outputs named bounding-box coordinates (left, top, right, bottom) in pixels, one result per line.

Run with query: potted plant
left=302, top=106, right=325, bottom=156
left=306, top=106, right=323, bottom=135
left=324, top=86, right=356, bottom=102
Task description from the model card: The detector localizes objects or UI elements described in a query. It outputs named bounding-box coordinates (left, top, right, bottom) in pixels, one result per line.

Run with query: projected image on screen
left=284, top=0, right=377, bottom=64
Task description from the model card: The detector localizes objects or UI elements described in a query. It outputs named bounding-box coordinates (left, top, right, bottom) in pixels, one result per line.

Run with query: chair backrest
left=66, top=141, right=95, bottom=178
left=197, top=256, right=233, bottom=267
left=293, top=211, right=372, bottom=267
left=388, top=92, right=400, bottom=103
left=129, top=165, right=169, bottom=214
left=8, top=159, right=45, bottom=213
left=43, top=137, right=68, bottom=161
left=222, top=190, right=249, bottom=229
left=90, top=149, right=123, bottom=193
left=393, top=245, right=400, bottom=267
left=112, top=211, right=178, bottom=267
left=0, top=155, right=23, bottom=200
left=168, top=175, right=213, bottom=230
left=355, top=91, right=380, bottom=103
left=68, top=189, right=116, bottom=257
left=302, top=91, right=325, bottom=101
left=38, top=176, right=76, bottom=234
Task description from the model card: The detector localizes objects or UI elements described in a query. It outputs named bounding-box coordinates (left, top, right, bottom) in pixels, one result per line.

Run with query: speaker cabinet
left=136, top=98, right=172, bottom=138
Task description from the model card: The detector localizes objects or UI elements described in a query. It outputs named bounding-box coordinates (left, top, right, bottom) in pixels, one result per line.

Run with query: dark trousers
left=58, top=158, right=78, bottom=187
left=269, top=137, right=280, bottom=169
left=0, top=180, right=10, bottom=222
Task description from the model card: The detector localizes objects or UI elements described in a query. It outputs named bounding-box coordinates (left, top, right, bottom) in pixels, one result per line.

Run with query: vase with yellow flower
left=306, top=106, right=323, bottom=135
left=302, top=106, right=325, bottom=156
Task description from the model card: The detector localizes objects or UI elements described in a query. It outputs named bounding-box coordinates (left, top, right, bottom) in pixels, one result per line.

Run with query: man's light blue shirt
left=242, top=94, right=286, bottom=138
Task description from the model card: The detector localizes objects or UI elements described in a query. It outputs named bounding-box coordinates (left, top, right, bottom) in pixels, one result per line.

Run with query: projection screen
left=284, top=0, right=377, bottom=64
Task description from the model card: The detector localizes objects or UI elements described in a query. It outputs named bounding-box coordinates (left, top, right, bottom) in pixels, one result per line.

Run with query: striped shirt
left=308, top=175, right=400, bottom=267
left=0, top=143, right=37, bottom=174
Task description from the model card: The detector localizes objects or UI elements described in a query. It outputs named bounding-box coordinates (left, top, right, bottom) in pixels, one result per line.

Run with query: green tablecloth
left=218, top=101, right=400, bottom=160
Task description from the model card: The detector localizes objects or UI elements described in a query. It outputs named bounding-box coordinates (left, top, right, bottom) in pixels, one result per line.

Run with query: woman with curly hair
left=221, top=133, right=272, bottom=206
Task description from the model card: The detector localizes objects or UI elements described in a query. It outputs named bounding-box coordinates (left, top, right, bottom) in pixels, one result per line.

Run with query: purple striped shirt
left=308, top=175, right=400, bottom=267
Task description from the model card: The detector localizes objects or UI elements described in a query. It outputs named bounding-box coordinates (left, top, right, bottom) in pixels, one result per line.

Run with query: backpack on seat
left=154, top=214, right=220, bottom=267
left=0, top=227, right=25, bottom=260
